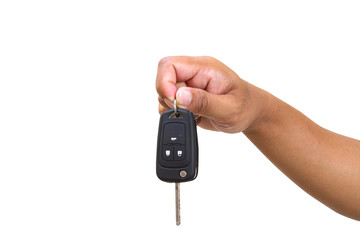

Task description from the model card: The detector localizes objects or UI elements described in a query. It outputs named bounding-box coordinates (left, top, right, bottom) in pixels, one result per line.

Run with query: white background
left=0, top=0, right=359, bottom=239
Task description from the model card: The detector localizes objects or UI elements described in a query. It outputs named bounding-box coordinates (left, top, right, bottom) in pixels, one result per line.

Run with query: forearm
left=243, top=86, right=360, bottom=220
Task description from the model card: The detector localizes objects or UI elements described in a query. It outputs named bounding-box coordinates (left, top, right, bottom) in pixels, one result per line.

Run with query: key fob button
left=163, top=123, right=185, bottom=145
left=173, top=146, right=185, bottom=160
left=162, top=147, right=174, bottom=160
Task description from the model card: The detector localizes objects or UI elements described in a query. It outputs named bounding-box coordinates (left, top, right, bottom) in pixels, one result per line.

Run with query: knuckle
left=158, top=56, right=172, bottom=68
left=201, top=56, right=218, bottom=64
left=156, top=82, right=165, bottom=94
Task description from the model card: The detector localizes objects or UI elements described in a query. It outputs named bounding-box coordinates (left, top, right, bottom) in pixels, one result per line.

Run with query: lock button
left=162, top=147, right=173, bottom=160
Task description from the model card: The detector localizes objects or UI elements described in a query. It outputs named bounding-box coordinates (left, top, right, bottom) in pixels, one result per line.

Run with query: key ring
left=174, top=99, right=179, bottom=117
left=174, top=99, right=177, bottom=115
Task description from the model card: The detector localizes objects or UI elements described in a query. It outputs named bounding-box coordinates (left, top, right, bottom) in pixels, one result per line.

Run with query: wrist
left=242, top=84, right=277, bottom=134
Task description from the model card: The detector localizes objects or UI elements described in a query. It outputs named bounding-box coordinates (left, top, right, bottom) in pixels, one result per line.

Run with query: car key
left=156, top=100, right=199, bottom=226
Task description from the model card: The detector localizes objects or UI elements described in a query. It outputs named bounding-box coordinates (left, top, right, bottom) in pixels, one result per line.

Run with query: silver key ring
left=174, top=99, right=178, bottom=116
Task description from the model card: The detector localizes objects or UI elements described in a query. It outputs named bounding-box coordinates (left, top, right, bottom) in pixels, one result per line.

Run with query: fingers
left=158, top=96, right=170, bottom=114
left=156, top=56, right=247, bottom=133
left=156, top=56, right=204, bottom=101
left=158, top=104, right=168, bottom=115
left=176, top=87, right=231, bottom=120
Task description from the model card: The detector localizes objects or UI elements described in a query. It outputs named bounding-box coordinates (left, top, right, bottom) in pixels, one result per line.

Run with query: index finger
left=156, top=56, right=201, bottom=101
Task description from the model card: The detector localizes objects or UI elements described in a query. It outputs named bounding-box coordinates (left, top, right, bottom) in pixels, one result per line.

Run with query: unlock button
left=174, top=146, right=185, bottom=161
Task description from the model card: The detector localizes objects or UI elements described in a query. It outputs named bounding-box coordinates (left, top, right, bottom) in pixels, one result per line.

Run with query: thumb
left=176, top=87, right=228, bottom=119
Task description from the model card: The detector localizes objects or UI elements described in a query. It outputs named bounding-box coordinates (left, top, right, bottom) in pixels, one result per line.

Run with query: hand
left=156, top=56, right=270, bottom=133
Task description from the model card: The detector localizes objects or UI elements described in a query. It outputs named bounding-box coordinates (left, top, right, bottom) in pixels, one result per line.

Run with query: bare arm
left=156, top=56, right=360, bottom=220
left=244, top=87, right=360, bottom=220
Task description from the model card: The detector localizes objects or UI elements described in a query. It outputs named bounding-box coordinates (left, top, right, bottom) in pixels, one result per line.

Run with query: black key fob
left=156, top=108, right=199, bottom=183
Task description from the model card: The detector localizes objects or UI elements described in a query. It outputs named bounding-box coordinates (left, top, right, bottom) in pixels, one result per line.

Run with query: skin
left=156, top=56, right=360, bottom=221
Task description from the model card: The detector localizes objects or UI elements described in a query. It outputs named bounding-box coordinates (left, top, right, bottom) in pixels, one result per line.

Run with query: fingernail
left=177, top=88, right=192, bottom=107
left=164, top=98, right=173, bottom=108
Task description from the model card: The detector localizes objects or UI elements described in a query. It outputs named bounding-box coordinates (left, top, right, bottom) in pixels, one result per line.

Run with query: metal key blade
left=175, top=183, right=180, bottom=226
